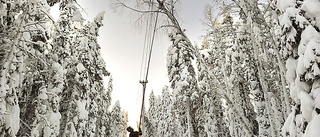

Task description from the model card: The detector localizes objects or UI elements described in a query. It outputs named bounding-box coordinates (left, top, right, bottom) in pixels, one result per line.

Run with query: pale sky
left=53, top=0, right=211, bottom=129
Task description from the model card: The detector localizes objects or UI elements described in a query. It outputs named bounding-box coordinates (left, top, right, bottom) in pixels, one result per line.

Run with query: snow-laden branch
left=16, top=44, right=49, bottom=67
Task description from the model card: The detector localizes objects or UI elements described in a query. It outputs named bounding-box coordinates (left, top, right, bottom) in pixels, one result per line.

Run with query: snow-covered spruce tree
left=99, top=75, right=113, bottom=136
left=195, top=56, right=216, bottom=137
left=277, top=0, right=320, bottom=136
left=0, top=0, right=113, bottom=136
left=0, top=0, right=25, bottom=135
left=76, top=10, right=109, bottom=137
left=110, top=101, right=128, bottom=137
left=142, top=110, right=153, bottom=137
left=235, top=24, right=273, bottom=137
left=50, top=1, right=83, bottom=136
left=196, top=44, right=230, bottom=137
left=201, top=3, right=259, bottom=136
left=166, top=28, right=199, bottom=137
left=122, top=111, right=129, bottom=136
left=144, top=91, right=160, bottom=137
left=52, top=1, right=89, bottom=136
left=213, top=4, right=258, bottom=137
left=157, top=86, right=176, bottom=137
left=50, top=0, right=110, bottom=136
left=143, top=87, right=176, bottom=137
left=229, top=0, right=290, bottom=136
left=232, top=22, right=279, bottom=137
left=0, top=0, right=57, bottom=136
left=105, top=76, right=113, bottom=112
left=196, top=6, right=231, bottom=137
left=224, top=38, right=259, bottom=137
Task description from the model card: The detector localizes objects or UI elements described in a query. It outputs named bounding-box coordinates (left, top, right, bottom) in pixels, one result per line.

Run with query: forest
left=0, top=0, right=320, bottom=137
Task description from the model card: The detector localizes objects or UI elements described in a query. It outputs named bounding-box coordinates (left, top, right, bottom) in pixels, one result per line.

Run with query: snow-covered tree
left=110, top=101, right=127, bottom=137
left=227, top=0, right=291, bottom=136
left=0, top=0, right=56, bottom=136
left=236, top=24, right=273, bottom=137
left=144, top=91, right=158, bottom=137
left=224, top=40, right=259, bottom=137
left=1, top=0, right=115, bottom=136
left=48, top=1, right=111, bottom=136
left=196, top=49, right=230, bottom=137
left=196, top=6, right=234, bottom=137
left=142, top=110, right=153, bottom=136
left=197, top=1, right=290, bottom=136
left=157, top=86, right=176, bottom=137
left=98, top=75, right=113, bottom=136
left=200, top=3, right=257, bottom=136
left=277, top=0, right=320, bottom=136
left=166, top=28, right=199, bottom=137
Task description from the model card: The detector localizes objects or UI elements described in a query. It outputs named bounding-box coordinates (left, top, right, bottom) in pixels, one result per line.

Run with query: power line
left=138, top=9, right=160, bottom=129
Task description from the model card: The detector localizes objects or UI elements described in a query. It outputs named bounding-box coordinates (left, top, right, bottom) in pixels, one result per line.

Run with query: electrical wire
left=138, top=8, right=160, bottom=129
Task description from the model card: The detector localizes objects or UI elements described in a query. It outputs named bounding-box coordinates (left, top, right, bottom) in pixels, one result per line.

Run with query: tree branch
left=115, top=0, right=163, bottom=14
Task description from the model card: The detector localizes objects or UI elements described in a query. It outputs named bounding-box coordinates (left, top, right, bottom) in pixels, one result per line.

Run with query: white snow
left=296, top=55, right=307, bottom=77
left=312, top=87, right=320, bottom=109
left=38, top=92, right=48, bottom=100
left=296, top=114, right=305, bottom=136
left=0, top=84, right=8, bottom=98
left=50, top=87, right=62, bottom=95
left=72, top=9, right=84, bottom=22
left=295, top=77, right=310, bottom=93
left=77, top=63, right=86, bottom=72
left=76, top=99, right=88, bottom=120
left=63, top=122, right=77, bottom=137
left=286, top=57, right=297, bottom=84
left=52, top=62, right=64, bottom=75
left=315, top=17, right=320, bottom=29
left=290, top=84, right=299, bottom=102
left=304, top=115, right=320, bottom=137
left=307, top=39, right=320, bottom=57
left=303, top=45, right=315, bottom=69
left=280, top=7, right=299, bottom=24
left=0, top=2, right=6, bottom=26
left=47, top=110, right=61, bottom=136
left=301, top=0, right=320, bottom=18
left=300, top=25, right=320, bottom=52
left=78, top=37, right=88, bottom=50
left=313, top=63, right=320, bottom=77
left=300, top=91, right=314, bottom=122
left=94, top=11, right=105, bottom=23
left=22, top=32, right=31, bottom=41
left=5, top=96, right=20, bottom=136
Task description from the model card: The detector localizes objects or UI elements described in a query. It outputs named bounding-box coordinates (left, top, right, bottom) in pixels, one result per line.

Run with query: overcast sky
left=53, top=0, right=212, bottom=129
